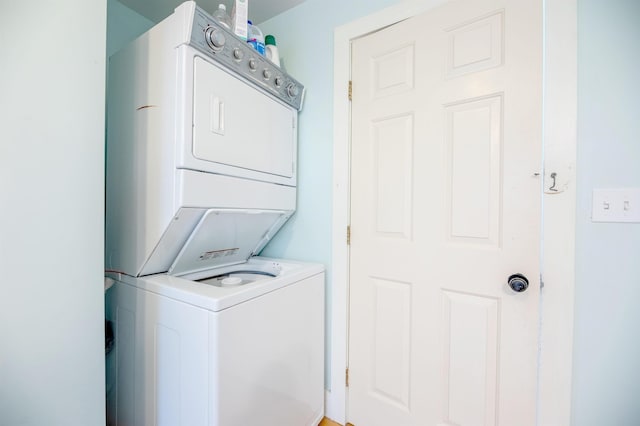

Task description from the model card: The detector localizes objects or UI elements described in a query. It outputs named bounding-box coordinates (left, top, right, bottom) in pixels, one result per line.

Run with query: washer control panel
left=190, top=7, right=304, bottom=110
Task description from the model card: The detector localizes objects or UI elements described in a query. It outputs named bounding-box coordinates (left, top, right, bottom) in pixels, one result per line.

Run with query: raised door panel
left=445, top=95, right=503, bottom=247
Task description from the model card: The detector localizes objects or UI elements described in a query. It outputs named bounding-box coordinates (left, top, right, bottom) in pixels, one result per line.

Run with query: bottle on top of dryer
left=265, top=34, right=280, bottom=67
left=247, top=20, right=265, bottom=56
left=231, top=0, right=248, bottom=40
left=212, top=3, right=232, bottom=30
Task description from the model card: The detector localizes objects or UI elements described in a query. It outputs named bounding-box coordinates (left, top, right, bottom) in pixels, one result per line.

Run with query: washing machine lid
left=168, top=208, right=292, bottom=276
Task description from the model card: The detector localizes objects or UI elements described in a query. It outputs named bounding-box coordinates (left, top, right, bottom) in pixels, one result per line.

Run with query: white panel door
left=348, top=0, right=542, bottom=425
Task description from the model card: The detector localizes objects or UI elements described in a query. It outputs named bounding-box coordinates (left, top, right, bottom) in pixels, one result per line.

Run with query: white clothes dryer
left=105, top=0, right=304, bottom=279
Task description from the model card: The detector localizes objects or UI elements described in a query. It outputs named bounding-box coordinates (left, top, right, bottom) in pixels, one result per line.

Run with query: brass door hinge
left=346, top=367, right=350, bottom=387
left=348, top=80, right=353, bottom=101
left=347, top=225, right=351, bottom=246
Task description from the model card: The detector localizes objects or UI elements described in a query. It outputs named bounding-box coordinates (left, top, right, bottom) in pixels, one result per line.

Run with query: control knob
left=274, top=76, right=284, bottom=87
left=262, top=69, right=272, bottom=80
left=204, top=27, right=226, bottom=50
left=248, top=58, right=257, bottom=71
left=286, top=83, right=300, bottom=98
left=233, top=48, right=244, bottom=60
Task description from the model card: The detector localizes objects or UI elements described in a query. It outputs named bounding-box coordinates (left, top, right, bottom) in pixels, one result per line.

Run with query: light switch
left=592, top=188, right=640, bottom=223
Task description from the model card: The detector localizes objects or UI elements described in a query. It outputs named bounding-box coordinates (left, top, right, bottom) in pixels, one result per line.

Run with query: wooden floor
left=319, top=417, right=353, bottom=426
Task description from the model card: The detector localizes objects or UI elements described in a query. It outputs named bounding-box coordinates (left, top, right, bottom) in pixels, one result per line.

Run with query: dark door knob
left=508, top=273, right=529, bottom=293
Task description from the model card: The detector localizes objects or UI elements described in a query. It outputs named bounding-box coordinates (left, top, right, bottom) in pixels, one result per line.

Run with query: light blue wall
left=572, top=0, right=640, bottom=424
left=0, top=1, right=106, bottom=424
left=107, top=0, right=154, bottom=57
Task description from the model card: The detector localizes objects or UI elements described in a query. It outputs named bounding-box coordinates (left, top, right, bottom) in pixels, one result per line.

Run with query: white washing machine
left=106, top=257, right=324, bottom=426
left=104, top=2, right=323, bottom=425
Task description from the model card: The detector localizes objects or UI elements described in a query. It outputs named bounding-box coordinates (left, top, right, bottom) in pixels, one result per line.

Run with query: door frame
left=329, top=0, right=577, bottom=424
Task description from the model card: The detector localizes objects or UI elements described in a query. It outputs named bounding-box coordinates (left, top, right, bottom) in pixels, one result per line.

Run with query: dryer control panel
left=189, top=6, right=305, bottom=111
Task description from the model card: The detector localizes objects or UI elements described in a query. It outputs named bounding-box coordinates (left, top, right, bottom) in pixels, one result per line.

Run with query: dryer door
left=191, top=56, right=296, bottom=183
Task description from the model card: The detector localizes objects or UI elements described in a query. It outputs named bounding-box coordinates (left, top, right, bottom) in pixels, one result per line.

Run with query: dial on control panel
left=233, top=48, right=244, bottom=60
left=287, top=84, right=300, bottom=98
left=204, top=27, right=226, bottom=50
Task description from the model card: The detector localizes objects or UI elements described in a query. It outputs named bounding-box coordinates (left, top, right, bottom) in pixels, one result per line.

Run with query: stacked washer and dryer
left=104, top=2, right=324, bottom=425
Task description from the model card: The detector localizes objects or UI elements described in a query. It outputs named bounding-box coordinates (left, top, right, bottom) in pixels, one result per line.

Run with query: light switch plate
left=592, top=188, right=640, bottom=223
